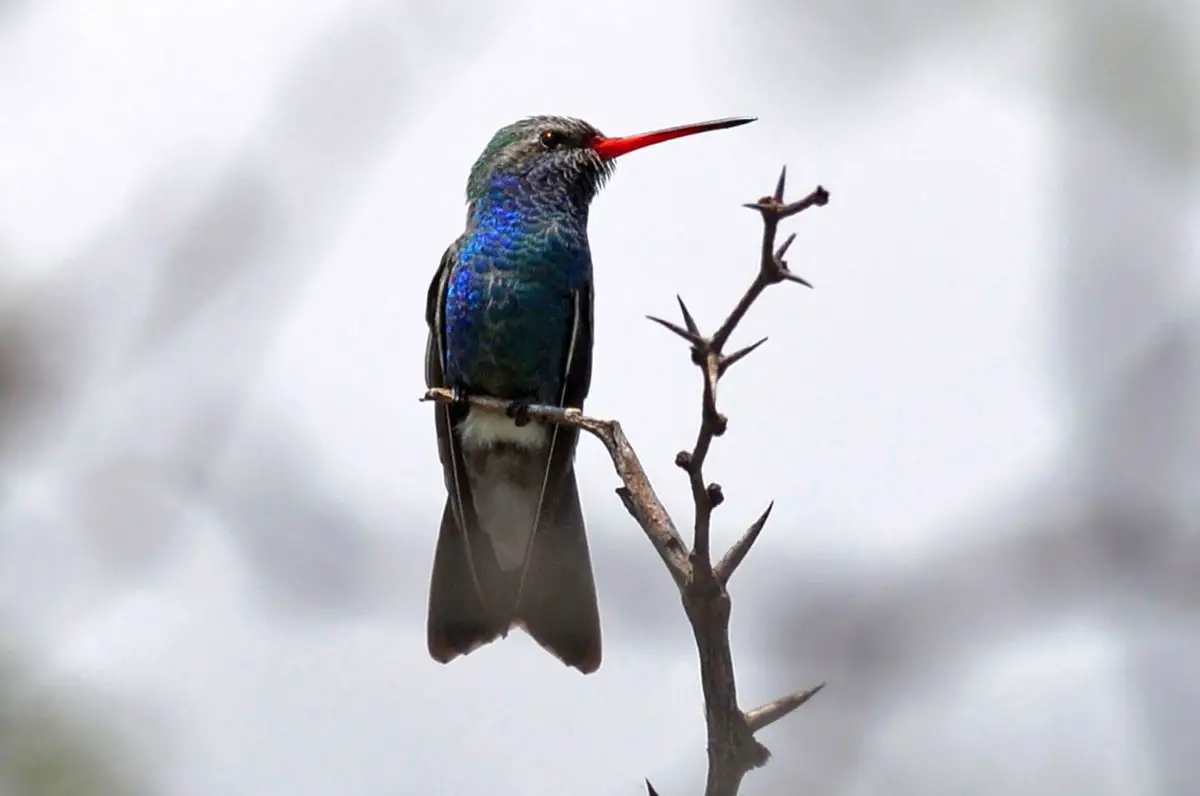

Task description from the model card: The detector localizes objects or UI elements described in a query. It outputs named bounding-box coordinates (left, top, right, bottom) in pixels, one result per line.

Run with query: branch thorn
left=676, top=295, right=700, bottom=336
left=773, top=166, right=787, bottom=203
left=719, top=337, right=768, bottom=376
left=745, top=684, right=826, bottom=734
left=716, top=501, right=774, bottom=586
left=647, top=314, right=704, bottom=346
left=775, top=232, right=796, bottom=260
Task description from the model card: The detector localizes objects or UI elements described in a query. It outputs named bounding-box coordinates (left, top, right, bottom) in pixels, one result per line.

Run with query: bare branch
left=423, top=167, right=830, bottom=795
left=712, top=184, right=826, bottom=353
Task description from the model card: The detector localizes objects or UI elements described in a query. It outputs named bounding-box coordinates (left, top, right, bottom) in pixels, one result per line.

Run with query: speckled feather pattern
left=443, top=174, right=593, bottom=404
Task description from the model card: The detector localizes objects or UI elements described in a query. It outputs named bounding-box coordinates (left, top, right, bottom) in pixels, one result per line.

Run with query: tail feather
left=426, top=463, right=601, bottom=674
left=427, top=500, right=507, bottom=663
left=515, top=466, right=601, bottom=673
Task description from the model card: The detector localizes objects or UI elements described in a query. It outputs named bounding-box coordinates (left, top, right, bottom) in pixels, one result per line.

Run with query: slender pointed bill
left=590, top=117, right=756, bottom=160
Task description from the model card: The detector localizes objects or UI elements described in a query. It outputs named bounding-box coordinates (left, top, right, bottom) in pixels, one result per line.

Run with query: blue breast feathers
left=443, top=187, right=591, bottom=403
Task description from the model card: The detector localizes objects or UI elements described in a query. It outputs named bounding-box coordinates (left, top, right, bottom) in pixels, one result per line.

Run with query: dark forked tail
left=426, top=464, right=602, bottom=674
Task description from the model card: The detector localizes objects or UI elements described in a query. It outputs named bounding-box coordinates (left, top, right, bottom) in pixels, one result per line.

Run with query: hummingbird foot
left=505, top=398, right=533, bottom=428
left=449, top=385, right=472, bottom=412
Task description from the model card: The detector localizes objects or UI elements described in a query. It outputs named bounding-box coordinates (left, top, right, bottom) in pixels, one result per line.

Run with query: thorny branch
left=424, top=168, right=828, bottom=796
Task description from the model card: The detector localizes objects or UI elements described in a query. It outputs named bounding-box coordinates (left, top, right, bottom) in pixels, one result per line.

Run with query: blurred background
left=0, top=0, right=1197, bottom=794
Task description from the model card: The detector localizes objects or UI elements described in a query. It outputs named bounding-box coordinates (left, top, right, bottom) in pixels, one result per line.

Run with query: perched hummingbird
left=425, top=114, right=755, bottom=674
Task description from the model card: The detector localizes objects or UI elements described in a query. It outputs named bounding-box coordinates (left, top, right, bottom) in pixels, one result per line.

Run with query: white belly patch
left=457, top=407, right=549, bottom=450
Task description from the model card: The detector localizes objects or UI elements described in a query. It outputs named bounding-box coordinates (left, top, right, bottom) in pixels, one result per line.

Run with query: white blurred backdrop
left=0, top=0, right=1197, bottom=794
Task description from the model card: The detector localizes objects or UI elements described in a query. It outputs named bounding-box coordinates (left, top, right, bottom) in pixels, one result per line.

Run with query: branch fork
left=423, top=167, right=829, bottom=796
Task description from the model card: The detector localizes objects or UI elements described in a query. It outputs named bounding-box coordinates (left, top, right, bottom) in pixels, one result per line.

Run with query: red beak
left=590, top=116, right=756, bottom=160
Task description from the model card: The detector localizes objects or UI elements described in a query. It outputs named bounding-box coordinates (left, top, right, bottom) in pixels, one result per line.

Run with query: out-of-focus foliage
left=0, top=648, right=149, bottom=796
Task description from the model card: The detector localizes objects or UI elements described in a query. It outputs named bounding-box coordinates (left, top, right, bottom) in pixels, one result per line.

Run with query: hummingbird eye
left=539, top=129, right=566, bottom=150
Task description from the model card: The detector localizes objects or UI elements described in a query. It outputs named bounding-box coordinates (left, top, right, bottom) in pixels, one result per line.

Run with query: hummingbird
left=424, top=113, right=755, bottom=674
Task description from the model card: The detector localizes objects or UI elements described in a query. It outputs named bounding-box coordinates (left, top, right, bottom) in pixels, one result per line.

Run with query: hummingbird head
left=466, top=115, right=756, bottom=207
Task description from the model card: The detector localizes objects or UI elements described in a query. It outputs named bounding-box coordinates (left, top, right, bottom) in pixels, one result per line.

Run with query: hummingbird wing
left=425, top=239, right=500, bottom=658
left=424, top=239, right=472, bottom=538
